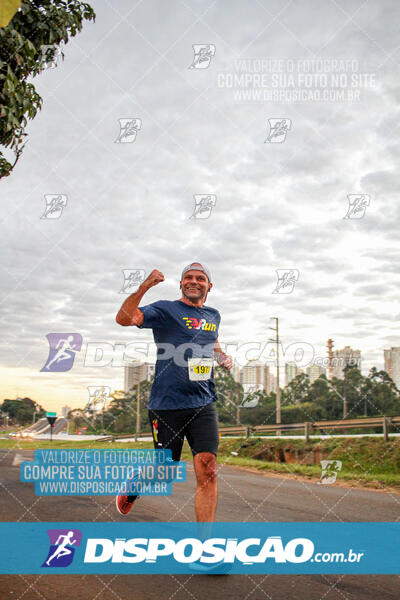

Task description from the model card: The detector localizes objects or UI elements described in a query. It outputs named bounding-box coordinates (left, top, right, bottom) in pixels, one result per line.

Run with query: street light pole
left=269, top=317, right=281, bottom=434
left=343, top=368, right=348, bottom=419
left=135, top=378, right=141, bottom=442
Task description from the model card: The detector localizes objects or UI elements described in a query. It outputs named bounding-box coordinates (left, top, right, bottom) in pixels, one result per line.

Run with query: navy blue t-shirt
left=137, top=300, right=221, bottom=410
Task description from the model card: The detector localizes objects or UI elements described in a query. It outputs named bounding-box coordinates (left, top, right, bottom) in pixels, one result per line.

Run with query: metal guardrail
left=252, top=416, right=397, bottom=441
left=96, top=415, right=399, bottom=443
left=216, top=426, right=248, bottom=435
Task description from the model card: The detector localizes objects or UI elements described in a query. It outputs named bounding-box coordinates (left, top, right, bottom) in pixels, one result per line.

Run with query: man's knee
left=194, top=452, right=217, bottom=486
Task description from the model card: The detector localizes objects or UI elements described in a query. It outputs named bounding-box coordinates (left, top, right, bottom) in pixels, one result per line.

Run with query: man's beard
left=182, top=286, right=207, bottom=302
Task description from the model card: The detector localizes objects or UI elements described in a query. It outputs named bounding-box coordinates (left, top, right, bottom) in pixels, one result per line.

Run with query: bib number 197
left=194, top=365, right=210, bottom=374
left=188, top=358, right=213, bottom=381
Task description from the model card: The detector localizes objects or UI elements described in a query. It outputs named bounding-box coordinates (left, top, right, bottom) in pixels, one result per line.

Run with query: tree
left=1, top=396, right=45, bottom=424
left=362, top=368, right=400, bottom=416
left=98, top=382, right=153, bottom=434
left=307, top=375, right=341, bottom=418
left=68, top=408, right=88, bottom=432
left=214, top=366, right=243, bottom=425
left=0, top=0, right=95, bottom=178
left=281, top=372, right=310, bottom=405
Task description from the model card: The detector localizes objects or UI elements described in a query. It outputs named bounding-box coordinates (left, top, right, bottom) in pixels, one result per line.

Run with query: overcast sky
left=1, top=0, right=399, bottom=411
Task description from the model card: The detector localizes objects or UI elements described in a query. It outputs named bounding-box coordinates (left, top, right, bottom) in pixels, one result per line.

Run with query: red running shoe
left=115, top=494, right=139, bottom=516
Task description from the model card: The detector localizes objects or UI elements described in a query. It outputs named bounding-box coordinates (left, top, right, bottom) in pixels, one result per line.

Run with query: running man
left=115, top=262, right=232, bottom=521
left=45, top=531, right=77, bottom=566
left=44, top=335, right=76, bottom=371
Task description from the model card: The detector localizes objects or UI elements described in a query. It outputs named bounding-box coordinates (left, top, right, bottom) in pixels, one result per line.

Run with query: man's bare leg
left=193, top=452, right=218, bottom=522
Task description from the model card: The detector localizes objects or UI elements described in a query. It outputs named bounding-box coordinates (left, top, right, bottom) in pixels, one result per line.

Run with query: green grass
left=214, top=437, right=400, bottom=489
left=216, top=455, right=400, bottom=488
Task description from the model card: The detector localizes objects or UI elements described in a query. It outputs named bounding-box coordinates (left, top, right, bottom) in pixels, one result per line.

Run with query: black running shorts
left=148, top=402, right=219, bottom=461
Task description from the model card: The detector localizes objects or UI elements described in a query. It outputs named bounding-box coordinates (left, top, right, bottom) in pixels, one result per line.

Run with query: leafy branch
left=0, top=0, right=95, bottom=179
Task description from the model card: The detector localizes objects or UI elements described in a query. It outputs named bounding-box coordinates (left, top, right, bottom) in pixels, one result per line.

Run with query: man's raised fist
left=144, top=269, right=165, bottom=288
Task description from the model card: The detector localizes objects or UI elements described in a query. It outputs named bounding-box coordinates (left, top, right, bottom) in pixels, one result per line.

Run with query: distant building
left=240, top=360, right=263, bottom=394
left=285, top=361, right=301, bottom=386
left=61, top=405, right=71, bottom=417
left=331, top=346, right=361, bottom=379
left=384, top=347, right=400, bottom=389
left=264, top=367, right=276, bottom=394
left=306, top=365, right=326, bottom=383
left=240, top=359, right=274, bottom=394
left=124, top=362, right=155, bottom=393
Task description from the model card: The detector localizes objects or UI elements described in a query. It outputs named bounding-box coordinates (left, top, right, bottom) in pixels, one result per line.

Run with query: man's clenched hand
left=143, top=269, right=165, bottom=289
left=116, top=269, right=164, bottom=327
left=217, top=352, right=233, bottom=370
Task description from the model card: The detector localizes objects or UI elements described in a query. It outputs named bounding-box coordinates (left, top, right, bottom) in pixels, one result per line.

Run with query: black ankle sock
left=127, top=495, right=138, bottom=502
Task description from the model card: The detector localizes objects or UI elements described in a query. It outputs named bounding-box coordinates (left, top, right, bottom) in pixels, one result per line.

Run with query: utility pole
left=135, top=378, right=141, bottom=442
left=343, top=368, right=348, bottom=419
left=269, top=317, right=281, bottom=434
left=327, top=338, right=334, bottom=380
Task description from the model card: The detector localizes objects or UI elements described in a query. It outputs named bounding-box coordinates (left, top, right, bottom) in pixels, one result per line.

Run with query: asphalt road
left=0, top=449, right=399, bottom=599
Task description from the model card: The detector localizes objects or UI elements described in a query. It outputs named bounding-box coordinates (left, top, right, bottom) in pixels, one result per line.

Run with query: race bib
left=188, top=358, right=213, bottom=381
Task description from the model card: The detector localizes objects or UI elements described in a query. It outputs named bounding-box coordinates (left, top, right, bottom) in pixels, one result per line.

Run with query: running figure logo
left=188, top=44, right=216, bottom=69
left=343, top=194, right=370, bottom=219
left=40, top=194, right=67, bottom=219
left=272, top=269, right=299, bottom=294
left=39, top=44, right=63, bottom=69
left=189, top=195, right=217, bottom=219
left=86, top=386, right=110, bottom=413
left=264, top=119, right=291, bottom=143
left=41, top=333, right=82, bottom=372
left=240, top=385, right=259, bottom=408
left=115, top=118, right=142, bottom=143
left=42, top=529, right=82, bottom=567
left=319, top=460, right=342, bottom=484
left=119, top=269, right=146, bottom=293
